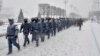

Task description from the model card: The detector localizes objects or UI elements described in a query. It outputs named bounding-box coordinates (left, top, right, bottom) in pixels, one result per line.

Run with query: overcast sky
left=2, top=0, right=93, bottom=18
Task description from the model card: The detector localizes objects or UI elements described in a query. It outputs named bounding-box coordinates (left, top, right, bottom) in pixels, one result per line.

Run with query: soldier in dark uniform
left=30, top=18, right=35, bottom=42
left=46, top=18, right=53, bottom=39
left=63, top=18, right=66, bottom=29
left=20, top=19, right=30, bottom=47
left=50, top=19, right=53, bottom=35
left=52, top=19, right=57, bottom=36
left=56, top=19, right=59, bottom=32
left=6, top=19, right=20, bottom=55
left=39, top=18, right=46, bottom=42
left=57, top=19, right=61, bottom=32
left=77, top=18, right=83, bottom=30
left=31, top=18, right=40, bottom=47
left=66, top=18, right=70, bottom=28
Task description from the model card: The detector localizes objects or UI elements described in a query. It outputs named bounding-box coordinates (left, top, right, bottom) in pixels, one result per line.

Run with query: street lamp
left=64, top=0, right=68, bottom=18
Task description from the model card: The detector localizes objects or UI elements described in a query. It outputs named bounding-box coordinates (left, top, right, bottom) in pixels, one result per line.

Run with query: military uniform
left=6, top=19, right=20, bottom=55
left=39, top=18, right=46, bottom=42
left=77, top=19, right=83, bottom=30
left=31, top=19, right=40, bottom=47
left=30, top=18, right=35, bottom=42
left=20, top=19, right=30, bottom=47
left=46, top=18, right=53, bottom=39
left=52, top=19, right=57, bottom=36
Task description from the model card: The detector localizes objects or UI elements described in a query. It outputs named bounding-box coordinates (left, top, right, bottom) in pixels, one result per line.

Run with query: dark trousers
left=32, top=33, right=35, bottom=42
left=47, top=30, right=50, bottom=39
left=23, top=34, right=30, bottom=46
left=53, top=29, right=56, bottom=36
left=8, top=37, right=20, bottom=53
left=51, top=29, right=53, bottom=36
left=32, top=32, right=39, bottom=46
left=58, top=27, right=61, bottom=32
left=79, top=25, right=82, bottom=30
left=40, top=33, right=45, bottom=42
left=66, top=23, right=69, bottom=28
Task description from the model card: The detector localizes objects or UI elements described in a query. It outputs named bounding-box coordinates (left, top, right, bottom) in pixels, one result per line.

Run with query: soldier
left=56, top=19, right=59, bottom=32
left=66, top=18, right=70, bottom=28
left=46, top=18, right=53, bottom=39
left=39, top=18, right=46, bottom=42
left=77, top=18, right=83, bottom=30
left=63, top=18, right=66, bottom=29
left=31, top=18, right=40, bottom=47
left=20, top=19, right=30, bottom=47
left=52, top=19, right=57, bottom=36
left=30, top=18, right=35, bottom=42
left=57, top=19, right=61, bottom=32
left=6, top=19, right=20, bottom=55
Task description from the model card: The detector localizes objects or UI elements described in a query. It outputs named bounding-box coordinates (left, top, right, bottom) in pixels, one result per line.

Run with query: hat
left=8, top=18, right=14, bottom=22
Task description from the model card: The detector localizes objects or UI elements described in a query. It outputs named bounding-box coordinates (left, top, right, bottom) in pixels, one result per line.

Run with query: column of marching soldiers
left=6, top=17, right=83, bottom=55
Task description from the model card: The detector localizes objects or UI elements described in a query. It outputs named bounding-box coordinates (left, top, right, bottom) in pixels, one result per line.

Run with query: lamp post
left=64, top=0, right=68, bottom=18
left=0, top=0, right=2, bottom=11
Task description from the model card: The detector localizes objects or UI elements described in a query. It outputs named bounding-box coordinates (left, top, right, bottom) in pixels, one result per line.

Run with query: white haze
left=2, top=0, right=93, bottom=18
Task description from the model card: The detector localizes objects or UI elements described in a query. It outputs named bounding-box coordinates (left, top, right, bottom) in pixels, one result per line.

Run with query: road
left=0, top=21, right=100, bottom=56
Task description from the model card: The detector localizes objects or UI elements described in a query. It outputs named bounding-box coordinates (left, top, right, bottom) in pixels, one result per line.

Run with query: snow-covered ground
left=0, top=21, right=100, bottom=56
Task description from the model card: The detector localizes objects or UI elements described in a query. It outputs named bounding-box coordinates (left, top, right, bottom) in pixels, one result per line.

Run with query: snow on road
left=0, top=21, right=100, bottom=56
left=90, top=21, right=100, bottom=53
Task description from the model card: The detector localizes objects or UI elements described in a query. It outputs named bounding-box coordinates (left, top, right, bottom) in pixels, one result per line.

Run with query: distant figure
left=77, top=18, right=83, bottom=30
left=57, top=19, right=61, bottom=32
left=20, top=19, right=30, bottom=47
left=66, top=18, right=70, bottom=28
left=46, top=18, right=53, bottom=39
left=52, top=19, right=57, bottom=36
left=6, top=19, right=20, bottom=55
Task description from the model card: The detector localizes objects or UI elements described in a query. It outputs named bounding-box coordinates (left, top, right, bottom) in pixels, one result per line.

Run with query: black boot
left=48, top=36, right=50, bottom=39
left=18, top=46, right=20, bottom=51
left=28, top=41, right=30, bottom=45
left=23, top=43, right=26, bottom=47
left=7, top=52, right=12, bottom=55
left=36, top=43, right=39, bottom=47
left=41, top=38, right=44, bottom=42
left=36, top=40, right=39, bottom=47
